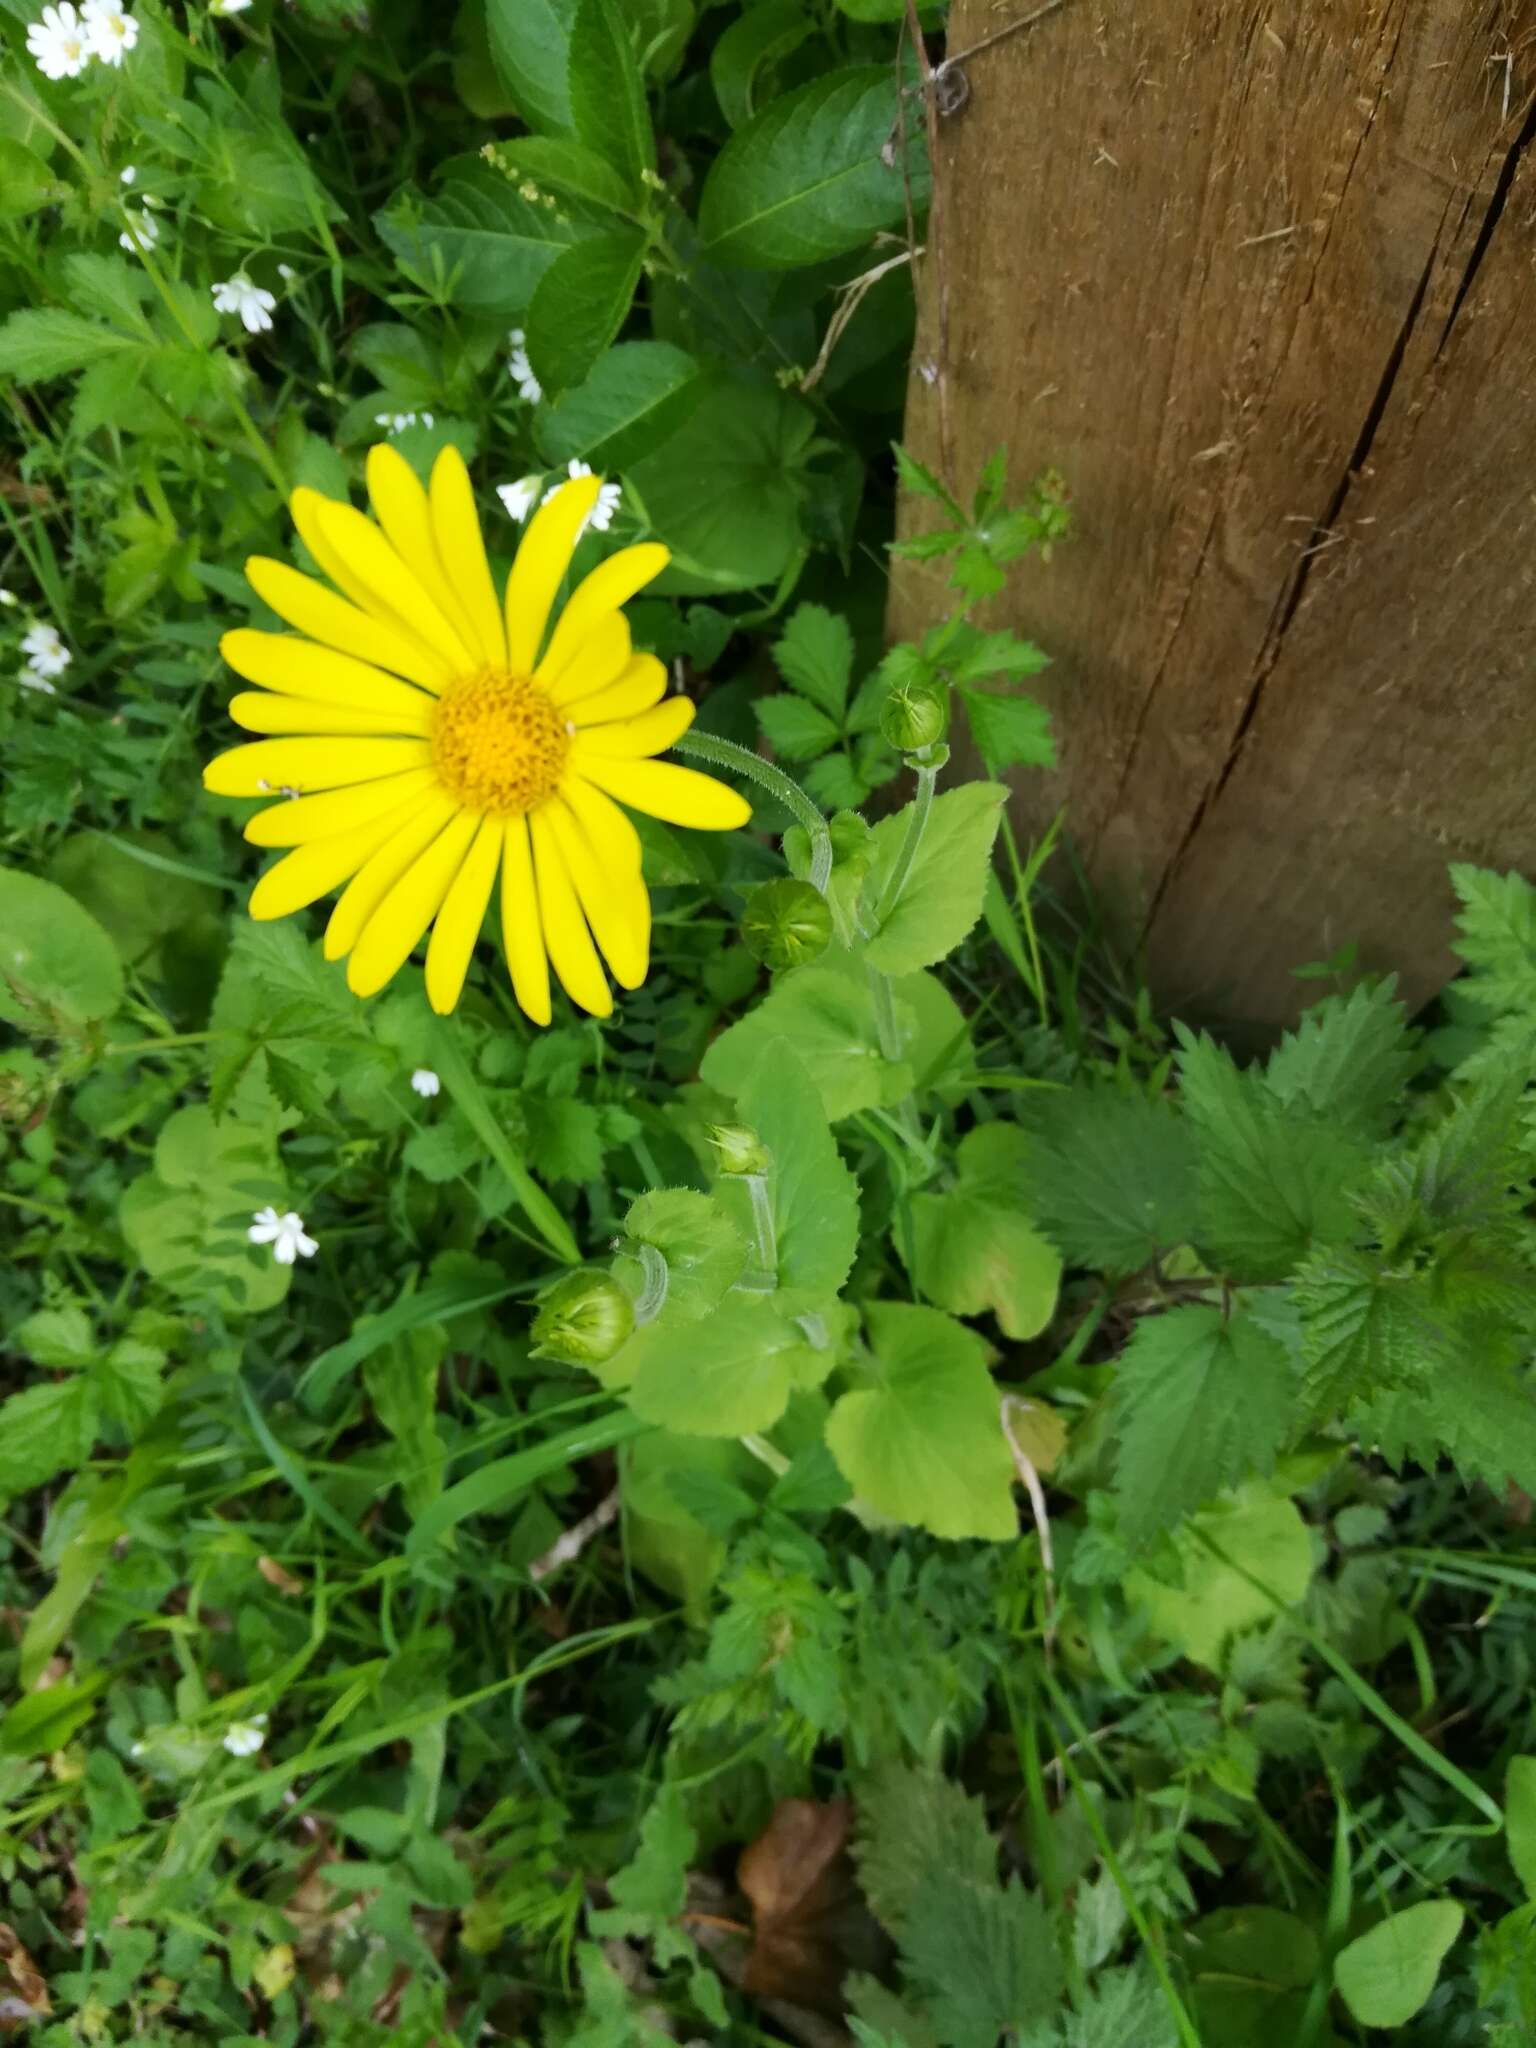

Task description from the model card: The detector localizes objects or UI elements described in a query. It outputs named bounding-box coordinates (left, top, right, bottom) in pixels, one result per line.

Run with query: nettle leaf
left=826, top=1303, right=1016, bottom=1540
left=1293, top=1248, right=1442, bottom=1412
left=711, top=0, right=814, bottom=129
left=772, top=603, right=854, bottom=718
left=754, top=692, right=841, bottom=763
left=861, top=782, right=1007, bottom=976
left=958, top=686, right=1056, bottom=776
left=15, top=1302, right=95, bottom=1371
left=1019, top=1088, right=1200, bottom=1274
left=628, top=1293, right=821, bottom=1434
left=375, top=160, right=587, bottom=317
left=0, top=867, right=124, bottom=1034
left=1451, top=862, right=1536, bottom=1013
left=485, top=0, right=579, bottom=133
left=536, top=340, right=701, bottom=469
left=1264, top=977, right=1416, bottom=1137
left=1334, top=1902, right=1464, bottom=2030
left=1177, top=1028, right=1369, bottom=1282
left=1356, top=1352, right=1536, bottom=1498
left=526, top=230, right=647, bottom=392
left=699, top=66, right=925, bottom=269
left=905, top=1125, right=1061, bottom=1340
left=568, top=0, right=655, bottom=190
left=1110, top=1304, right=1300, bottom=1541
left=730, top=1041, right=860, bottom=1300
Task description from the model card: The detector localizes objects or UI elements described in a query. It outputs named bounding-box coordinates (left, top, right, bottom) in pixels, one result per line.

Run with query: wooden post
left=889, top=0, right=1536, bottom=1031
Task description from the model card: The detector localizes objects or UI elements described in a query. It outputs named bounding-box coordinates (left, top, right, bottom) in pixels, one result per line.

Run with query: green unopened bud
left=741, top=878, right=833, bottom=970
left=707, top=1122, right=771, bottom=1177
left=531, top=1271, right=634, bottom=1366
left=880, top=681, right=949, bottom=753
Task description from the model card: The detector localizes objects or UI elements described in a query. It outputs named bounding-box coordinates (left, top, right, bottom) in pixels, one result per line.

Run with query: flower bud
left=531, top=1271, right=634, bottom=1366
left=707, top=1122, right=771, bottom=1177
left=741, top=878, right=833, bottom=970
left=880, top=681, right=949, bottom=754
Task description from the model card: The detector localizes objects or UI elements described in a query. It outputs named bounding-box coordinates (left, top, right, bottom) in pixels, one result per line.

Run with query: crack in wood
left=1436, top=85, right=1536, bottom=350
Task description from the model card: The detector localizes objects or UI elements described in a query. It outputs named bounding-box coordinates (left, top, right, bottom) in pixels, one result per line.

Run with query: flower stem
left=674, top=730, right=833, bottom=895
left=876, top=758, right=939, bottom=924
left=746, top=1174, right=777, bottom=1286
left=632, top=1244, right=669, bottom=1326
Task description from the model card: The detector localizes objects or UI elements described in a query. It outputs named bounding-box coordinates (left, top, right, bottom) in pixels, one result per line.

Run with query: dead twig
left=1001, top=1395, right=1057, bottom=1662
left=800, top=246, right=922, bottom=392
left=528, top=1486, right=620, bottom=1583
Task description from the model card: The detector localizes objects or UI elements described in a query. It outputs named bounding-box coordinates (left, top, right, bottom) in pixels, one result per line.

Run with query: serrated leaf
left=772, top=602, right=854, bottom=717
left=1451, top=862, right=1536, bottom=1014
left=1264, top=977, right=1416, bottom=1137
left=861, top=782, right=1007, bottom=975
left=826, top=1303, right=1015, bottom=1540
left=376, top=160, right=587, bottom=317
left=1292, top=1248, right=1444, bottom=1411
left=1110, top=1304, right=1300, bottom=1540
left=701, top=958, right=905, bottom=1121
left=905, top=1875, right=1061, bottom=2044
left=536, top=340, right=701, bottom=469
left=711, top=0, right=813, bottom=128
left=569, top=0, right=654, bottom=188
left=489, top=135, right=638, bottom=215
left=1334, top=1902, right=1463, bottom=2028
left=485, top=0, right=579, bottom=133
left=526, top=230, right=646, bottom=392
left=957, top=686, right=1056, bottom=775
left=1352, top=1351, right=1536, bottom=1496
left=0, top=310, right=141, bottom=382
left=95, top=1336, right=166, bottom=1439
left=15, top=1303, right=95, bottom=1371
left=754, top=692, right=841, bottom=762
left=628, top=1293, right=819, bottom=1434
left=612, top=1187, right=746, bottom=1323
left=0, top=1379, right=97, bottom=1505
left=1019, top=1087, right=1200, bottom=1274
left=699, top=66, right=925, bottom=269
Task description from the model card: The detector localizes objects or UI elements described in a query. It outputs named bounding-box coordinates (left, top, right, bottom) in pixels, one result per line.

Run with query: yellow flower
left=204, top=446, right=750, bottom=1023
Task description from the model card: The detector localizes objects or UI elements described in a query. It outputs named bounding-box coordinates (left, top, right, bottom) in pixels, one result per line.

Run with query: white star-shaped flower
left=212, top=274, right=277, bottom=335
left=26, top=3, right=91, bottom=78
left=410, top=1068, right=441, bottom=1098
left=20, top=623, right=71, bottom=678
left=507, top=328, right=542, bottom=404
left=120, top=164, right=136, bottom=185
left=546, top=459, right=621, bottom=536
left=82, top=0, right=138, bottom=64
left=118, top=205, right=159, bottom=254
left=496, top=475, right=542, bottom=522
left=222, top=1713, right=268, bottom=1757
left=247, top=1206, right=317, bottom=1266
left=19, top=667, right=57, bottom=696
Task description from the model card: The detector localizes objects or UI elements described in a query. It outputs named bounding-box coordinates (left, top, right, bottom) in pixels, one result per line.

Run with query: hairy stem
left=876, top=759, right=939, bottom=924
left=675, top=730, right=833, bottom=895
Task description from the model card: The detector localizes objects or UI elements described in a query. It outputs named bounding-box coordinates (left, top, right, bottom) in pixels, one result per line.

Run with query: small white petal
left=120, top=164, right=136, bottom=184
left=410, top=1068, right=442, bottom=1098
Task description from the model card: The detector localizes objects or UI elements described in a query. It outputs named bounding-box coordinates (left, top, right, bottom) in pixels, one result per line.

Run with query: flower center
left=431, top=669, right=570, bottom=815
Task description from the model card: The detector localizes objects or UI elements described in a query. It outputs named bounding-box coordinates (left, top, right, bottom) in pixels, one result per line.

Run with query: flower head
left=212, top=274, right=277, bottom=335
left=248, top=1206, right=317, bottom=1265
left=0, top=590, right=16, bottom=607
left=26, top=3, right=91, bottom=77
left=118, top=205, right=159, bottom=254
left=507, top=329, right=542, bottom=404
left=210, top=0, right=253, bottom=12
left=120, top=164, right=136, bottom=185
left=19, top=668, right=57, bottom=696
left=496, top=476, right=542, bottom=523
left=222, top=1713, right=268, bottom=1757
left=552, top=459, right=620, bottom=536
left=83, top=0, right=138, bottom=64
left=21, top=623, right=71, bottom=679
left=410, top=1067, right=441, bottom=1098
left=373, top=411, right=434, bottom=435
left=203, top=447, right=750, bottom=1023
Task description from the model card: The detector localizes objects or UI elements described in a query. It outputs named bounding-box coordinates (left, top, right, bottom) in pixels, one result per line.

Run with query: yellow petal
left=365, top=444, right=484, bottom=663
left=313, top=499, right=475, bottom=674
left=228, top=692, right=431, bottom=739
left=221, top=628, right=436, bottom=723
left=347, top=809, right=481, bottom=999
left=573, top=754, right=751, bottom=830
left=204, top=736, right=431, bottom=798
left=529, top=804, right=611, bottom=1017
left=244, top=557, right=452, bottom=692
left=324, top=790, right=458, bottom=960
left=424, top=812, right=502, bottom=1014
left=540, top=610, right=632, bottom=704
left=536, top=543, right=669, bottom=680
left=572, top=696, right=693, bottom=759
left=243, top=766, right=437, bottom=847
left=430, top=445, right=506, bottom=669
left=565, top=652, right=667, bottom=727
left=501, top=813, right=551, bottom=1027
left=559, top=772, right=642, bottom=876
left=544, top=799, right=648, bottom=989
left=289, top=486, right=380, bottom=615
left=504, top=474, right=603, bottom=672
left=248, top=787, right=436, bottom=920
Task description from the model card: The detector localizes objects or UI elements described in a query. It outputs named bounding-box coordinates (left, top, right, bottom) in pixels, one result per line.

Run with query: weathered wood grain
left=889, top=0, right=1536, bottom=1030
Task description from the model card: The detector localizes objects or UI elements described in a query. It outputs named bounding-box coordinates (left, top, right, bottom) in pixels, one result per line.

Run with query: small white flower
left=0, top=588, right=17, bottom=607
left=21, top=623, right=71, bottom=678
left=26, top=3, right=91, bottom=78
left=507, top=328, right=542, bottom=404
left=546, top=458, right=621, bottom=536
left=212, top=274, right=277, bottom=335
left=19, top=666, right=57, bottom=696
left=119, top=164, right=136, bottom=185
left=83, top=0, right=138, bottom=65
left=373, top=410, right=433, bottom=436
left=247, top=1206, right=317, bottom=1266
left=118, top=205, right=159, bottom=254
left=210, top=0, right=253, bottom=12
left=410, top=1068, right=441, bottom=1099
left=276, top=261, right=295, bottom=281
left=496, top=475, right=542, bottom=522
left=222, top=1713, right=268, bottom=1758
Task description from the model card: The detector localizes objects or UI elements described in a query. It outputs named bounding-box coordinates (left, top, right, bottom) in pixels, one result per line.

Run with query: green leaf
left=95, top=1332, right=167, bottom=1439
left=627, top=373, right=816, bottom=591
left=701, top=960, right=909, bottom=1121
left=118, top=1106, right=291, bottom=1319
left=772, top=602, right=854, bottom=718
left=1019, top=1087, right=1201, bottom=1274
left=826, top=1303, right=1015, bottom=1540
left=363, top=1322, right=446, bottom=1518
left=1507, top=1757, right=1536, bottom=1901
left=0, top=310, right=140, bottom=382
left=485, top=0, right=579, bottom=132
left=754, top=691, right=842, bottom=762
left=0, top=137, right=56, bottom=218
left=1292, top=1248, right=1447, bottom=1411
left=15, top=1302, right=94, bottom=1370
left=491, top=135, right=639, bottom=216
left=862, top=782, right=1007, bottom=975
left=1451, top=862, right=1536, bottom=1014
left=904, top=1877, right=1061, bottom=2044
left=1177, top=1027, right=1369, bottom=1281
left=376, top=161, right=586, bottom=317
left=711, top=0, right=814, bottom=128
left=1264, top=977, right=1416, bottom=1137
left=592, top=1788, right=695, bottom=1933
left=627, top=1293, right=820, bottom=1434
left=568, top=0, right=655, bottom=188
left=699, top=66, right=925, bottom=269
left=1334, top=1901, right=1464, bottom=2028
left=536, top=340, right=701, bottom=470
left=728, top=1041, right=861, bottom=1299
left=0, top=866, right=125, bottom=1033
left=1110, top=1304, right=1300, bottom=1540
left=0, top=1379, right=97, bottom=1505
left=1351, top=1352, right=1536, bottom=1497
left=1127, top=1485, right=1315, bottom=1668
left=613, top=1188, right=747, bottom=1324
left=906, top=1125, right=1061, bottom=1340
left=958, top=686, right=1056, bottom=775
left=525, top=230, right=647, bottom=393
